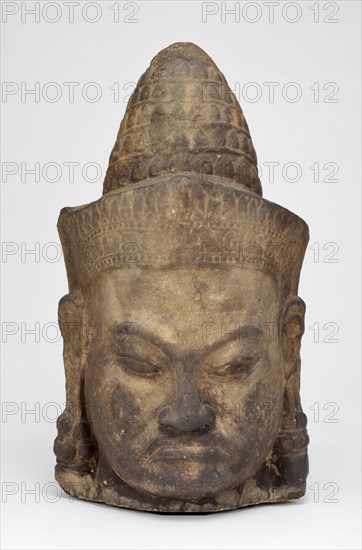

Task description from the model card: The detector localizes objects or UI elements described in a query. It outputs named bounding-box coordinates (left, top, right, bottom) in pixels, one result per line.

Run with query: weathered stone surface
left=54, top=42, right=309, bottom=513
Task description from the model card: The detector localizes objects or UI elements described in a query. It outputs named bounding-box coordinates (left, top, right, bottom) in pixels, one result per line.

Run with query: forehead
left=88, top=268, right=279, bottom=346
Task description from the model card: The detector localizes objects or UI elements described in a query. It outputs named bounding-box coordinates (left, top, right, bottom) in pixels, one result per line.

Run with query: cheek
left=85, top=355, right=169, bottom=438
left=203, top=353, right=284, bottom=431
left=109, top=385, right=141, bottom=426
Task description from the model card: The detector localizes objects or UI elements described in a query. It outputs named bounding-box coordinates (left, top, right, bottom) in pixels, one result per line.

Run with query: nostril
left=204, top=404, right=216, bottom=427
left=158, top=402, right=216, bottom=433
left=158, top=405, right=174, bottom=427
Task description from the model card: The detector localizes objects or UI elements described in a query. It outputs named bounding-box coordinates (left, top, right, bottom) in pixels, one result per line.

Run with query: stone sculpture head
left=54, top=43, right=309, bottom=512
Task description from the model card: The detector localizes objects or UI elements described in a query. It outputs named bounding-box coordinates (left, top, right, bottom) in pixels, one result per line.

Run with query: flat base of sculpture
left=56, top=467, right=306, bottom=513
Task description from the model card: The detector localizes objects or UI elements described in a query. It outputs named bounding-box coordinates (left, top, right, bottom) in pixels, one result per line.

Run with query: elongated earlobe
left=54, top=293, right=97, bottom=478
left=262, top=296, right=309, bottom=493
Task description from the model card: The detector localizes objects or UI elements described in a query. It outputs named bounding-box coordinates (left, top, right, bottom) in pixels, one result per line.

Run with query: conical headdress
left=58, top=43, right=308, bottom=295
left=103, top=42, right=262, bottom=196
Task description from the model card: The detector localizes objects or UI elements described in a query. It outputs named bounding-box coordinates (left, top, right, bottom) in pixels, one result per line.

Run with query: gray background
left=1, top=1, right=361, bottom=548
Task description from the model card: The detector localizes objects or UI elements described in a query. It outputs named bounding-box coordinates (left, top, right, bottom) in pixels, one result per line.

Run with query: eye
left=211, top=356, right=258, bottom=377
left=118, top=356, right=162, bottom=378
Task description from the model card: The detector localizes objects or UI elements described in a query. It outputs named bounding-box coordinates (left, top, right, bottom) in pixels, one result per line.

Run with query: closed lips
left=145, top=441, right=230, bottom=461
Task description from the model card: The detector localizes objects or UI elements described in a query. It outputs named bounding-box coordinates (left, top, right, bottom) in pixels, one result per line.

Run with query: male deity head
left=54, top=43, right=309, bottom=512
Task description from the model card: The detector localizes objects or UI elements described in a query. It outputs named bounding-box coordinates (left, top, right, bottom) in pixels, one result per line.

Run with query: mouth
left=144, top=438, right=230, bottom=462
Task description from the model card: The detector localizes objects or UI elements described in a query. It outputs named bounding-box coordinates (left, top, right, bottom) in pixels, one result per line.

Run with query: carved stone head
left=54, top=42, right=309, bottom=512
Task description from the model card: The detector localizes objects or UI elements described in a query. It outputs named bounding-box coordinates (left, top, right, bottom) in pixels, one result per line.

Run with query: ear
left=55, top=292, right=87, bottom=468
left=58, top=292, right=85, bottom=361
left=282, top=297, right=306, bottom=380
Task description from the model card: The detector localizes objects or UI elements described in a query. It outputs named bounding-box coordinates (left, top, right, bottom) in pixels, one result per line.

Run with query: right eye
left=117, top=356, right=162, bottom=378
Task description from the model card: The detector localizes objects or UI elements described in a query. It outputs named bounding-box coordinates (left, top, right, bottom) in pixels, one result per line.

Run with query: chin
left=125, top=462, right=246, bottom=501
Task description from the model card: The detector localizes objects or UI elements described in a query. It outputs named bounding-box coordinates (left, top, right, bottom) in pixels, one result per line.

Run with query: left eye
left=117, top=356, right=162, bottom=378
left=211, top=356, right=257, bottom=376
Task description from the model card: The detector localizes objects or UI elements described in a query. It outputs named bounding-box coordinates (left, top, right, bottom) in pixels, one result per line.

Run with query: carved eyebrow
left=109, top=323, right=173, bottom=354
left=109, top=322, right=262, bottom=357
left=202, top=324, right=263, bottom=354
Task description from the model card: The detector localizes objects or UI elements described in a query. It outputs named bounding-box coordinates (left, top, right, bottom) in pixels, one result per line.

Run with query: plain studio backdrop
left=1, top=1, right=361, bottom=549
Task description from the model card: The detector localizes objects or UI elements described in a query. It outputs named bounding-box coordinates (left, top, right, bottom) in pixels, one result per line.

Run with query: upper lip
left=143, top=437, right=230, bottom=461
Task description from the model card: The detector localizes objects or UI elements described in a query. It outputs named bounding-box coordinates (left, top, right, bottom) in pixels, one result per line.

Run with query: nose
left=158, top=391, right=216, bottom=433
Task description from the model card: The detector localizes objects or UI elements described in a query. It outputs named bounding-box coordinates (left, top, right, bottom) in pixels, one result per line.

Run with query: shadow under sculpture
left=54, top=42, right=310, bottom=513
